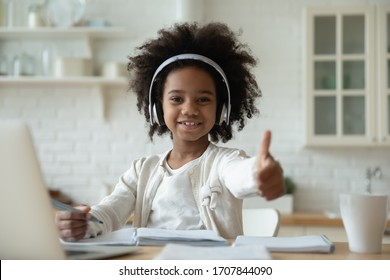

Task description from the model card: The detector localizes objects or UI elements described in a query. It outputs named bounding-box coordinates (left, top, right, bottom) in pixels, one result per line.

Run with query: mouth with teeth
left=178, top=121, right=202, bottom=127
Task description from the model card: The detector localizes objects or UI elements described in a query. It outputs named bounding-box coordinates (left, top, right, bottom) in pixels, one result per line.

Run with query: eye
left=198, top=97, right=211, bottom=103
left=170, top=96, right=183, bottom=103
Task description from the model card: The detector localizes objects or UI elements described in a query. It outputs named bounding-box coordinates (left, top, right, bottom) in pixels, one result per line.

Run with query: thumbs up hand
left=255, top=130, right=285, bottom=200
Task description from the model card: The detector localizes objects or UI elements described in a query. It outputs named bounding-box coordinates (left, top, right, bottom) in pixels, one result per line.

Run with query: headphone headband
left=148, top=53, right=231, bottom=125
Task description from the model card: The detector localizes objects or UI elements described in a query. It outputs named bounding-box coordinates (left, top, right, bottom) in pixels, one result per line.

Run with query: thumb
left=75, top=205, right=91, bottom=213
left=260, top=130, right=272, bottom=160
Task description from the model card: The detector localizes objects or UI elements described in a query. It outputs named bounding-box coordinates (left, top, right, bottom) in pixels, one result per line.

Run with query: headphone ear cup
left=152, top=104, right=158, bottom=125
left=152, top=103, right=165, bottom=126
left=218, top=104, right=228, bottom=125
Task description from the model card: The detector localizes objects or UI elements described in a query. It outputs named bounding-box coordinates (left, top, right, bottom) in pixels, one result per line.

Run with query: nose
left=181, top=100, right=199, bottom=117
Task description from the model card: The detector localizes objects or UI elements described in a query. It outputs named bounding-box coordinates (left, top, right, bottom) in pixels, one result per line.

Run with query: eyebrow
left=167, top=89, right=215, bottom=95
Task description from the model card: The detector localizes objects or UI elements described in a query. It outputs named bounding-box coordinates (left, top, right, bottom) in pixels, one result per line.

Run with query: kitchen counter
left=279, top=212, right=390, bottom=243
left=280, top=212, right=390, bottom=227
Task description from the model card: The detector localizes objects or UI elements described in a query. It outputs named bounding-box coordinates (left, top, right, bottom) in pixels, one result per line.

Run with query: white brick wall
left=1, top=0, right=390, bottom=213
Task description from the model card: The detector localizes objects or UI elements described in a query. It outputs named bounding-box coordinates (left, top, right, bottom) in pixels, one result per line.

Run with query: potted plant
left=284, top=176, right=296, bottom=195
left=281, top=176, right=296, bottom=213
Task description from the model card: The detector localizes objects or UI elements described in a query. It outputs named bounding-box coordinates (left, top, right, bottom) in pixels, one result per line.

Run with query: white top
left=148, top=157, right=203, bottom=229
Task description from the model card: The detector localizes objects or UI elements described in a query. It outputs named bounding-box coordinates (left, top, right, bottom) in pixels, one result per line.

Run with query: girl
left=56, top=22, right=285, bottom=241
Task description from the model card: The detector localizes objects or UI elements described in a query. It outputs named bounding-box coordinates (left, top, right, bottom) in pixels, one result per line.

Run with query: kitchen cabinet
left=305, top=6, right=390, bottom=146
left=378, top=7, right=390, bottom=146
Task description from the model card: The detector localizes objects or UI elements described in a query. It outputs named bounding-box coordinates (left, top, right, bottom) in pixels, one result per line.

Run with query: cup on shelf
left=55, top=57, right=92, bottom=77
left=340, top=193, right=389, bottom=253
left=100, top=62, right=127, bottom=78
left=41, top=47, right=55, bottom=76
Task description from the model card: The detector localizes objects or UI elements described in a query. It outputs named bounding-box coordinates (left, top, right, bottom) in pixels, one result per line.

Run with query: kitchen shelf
left=0, top=26, right=129, bottom=121
left=0, top=27, right=127, bottom=39
left=0, top=76, right=127, bottom=86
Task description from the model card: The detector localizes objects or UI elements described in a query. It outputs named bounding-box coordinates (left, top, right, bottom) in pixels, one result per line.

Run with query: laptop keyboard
left=66, top=249, right=91, bottom=256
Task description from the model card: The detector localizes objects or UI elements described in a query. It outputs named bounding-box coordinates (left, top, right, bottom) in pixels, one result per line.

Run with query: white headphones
left=148, top=53, right=231, bottom=126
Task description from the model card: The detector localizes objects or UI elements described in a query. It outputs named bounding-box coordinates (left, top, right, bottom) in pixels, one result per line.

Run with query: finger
left=260, top=130, right=272, bottom=160
left=62, top=235, right=84, bottom=242
left=74, top=205, right=91, bottom=213
left=259, top=168, right=284, bottom=192
left=72, top=231, right=87, bottom=241
left=60, top=227, right=87, bottom=241
left=258, top=158, right=281, bottom=181
left=56, top=218, right=88, bottom=230
left=55, top=210, right=88, bottom=223
left=263, top=185, right=285, bottom=200
left=257, top=161, right=284, bottom=198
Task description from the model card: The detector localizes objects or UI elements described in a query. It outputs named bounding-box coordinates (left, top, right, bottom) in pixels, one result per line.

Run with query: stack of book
left=233, top=234, right=335, bottom=253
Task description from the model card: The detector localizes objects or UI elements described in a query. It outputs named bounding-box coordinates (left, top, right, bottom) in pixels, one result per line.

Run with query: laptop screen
left=0, top=121, right=66, bottom=259
left=0, top=121, right=137, bottom=260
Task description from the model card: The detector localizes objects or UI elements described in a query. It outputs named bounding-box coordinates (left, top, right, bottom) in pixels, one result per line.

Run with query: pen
left=51, top=198, right=103, bottom=224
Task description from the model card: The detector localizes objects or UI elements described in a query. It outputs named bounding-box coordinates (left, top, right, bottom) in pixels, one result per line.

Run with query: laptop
left=0, top=120, right=138, bottom=259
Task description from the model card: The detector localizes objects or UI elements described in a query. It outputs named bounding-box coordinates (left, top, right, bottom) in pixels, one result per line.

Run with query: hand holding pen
left=52, top=199, right=103, bottom=224
left=52, top=199, right=103, bottom=242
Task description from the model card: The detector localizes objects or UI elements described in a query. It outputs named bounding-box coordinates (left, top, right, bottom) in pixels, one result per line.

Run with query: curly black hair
left=127, top=22, right=261, bottom=143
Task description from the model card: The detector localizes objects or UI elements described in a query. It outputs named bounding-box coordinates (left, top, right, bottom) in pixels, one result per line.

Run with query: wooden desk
left=112, top=242, right=390, bottom=260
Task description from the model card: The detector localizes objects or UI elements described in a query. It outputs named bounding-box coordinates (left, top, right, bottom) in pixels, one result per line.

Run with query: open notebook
left=0, top=121, right=138, bottom=259
left=233, top=235, right=335, bottom=253
left=62, top=227, right=228, bottom=247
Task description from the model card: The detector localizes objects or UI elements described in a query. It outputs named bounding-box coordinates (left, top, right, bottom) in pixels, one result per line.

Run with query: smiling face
left=162, top=66, right=217, bottom=146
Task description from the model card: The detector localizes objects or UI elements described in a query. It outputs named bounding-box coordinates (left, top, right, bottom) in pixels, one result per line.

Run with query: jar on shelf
left=28, top=4, right=44, bottom=28
left=0, top=52, right=8, bottom=75
left=20, top=53, right=35, bottom=76
left=13, top=53, right=35, bottom=76
left=12, top=55, right=20, bottom=76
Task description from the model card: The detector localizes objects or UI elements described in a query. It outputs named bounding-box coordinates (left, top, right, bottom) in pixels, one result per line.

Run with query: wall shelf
left=0, top=76, right=128, bottom=120
left=0, top=27, right=127, bottom=39
left=0, top=76, right=127, bottom=87
left=0, top=26, right=129, bottom=121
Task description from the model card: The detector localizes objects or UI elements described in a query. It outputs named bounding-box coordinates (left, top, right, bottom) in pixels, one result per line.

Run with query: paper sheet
left=61, top=227, right=136, bottom=246
left=155, top=243, right=272, bottom=260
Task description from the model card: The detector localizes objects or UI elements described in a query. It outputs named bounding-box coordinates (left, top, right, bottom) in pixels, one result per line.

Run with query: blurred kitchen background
left=0, top=0, right=389, bottom=218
